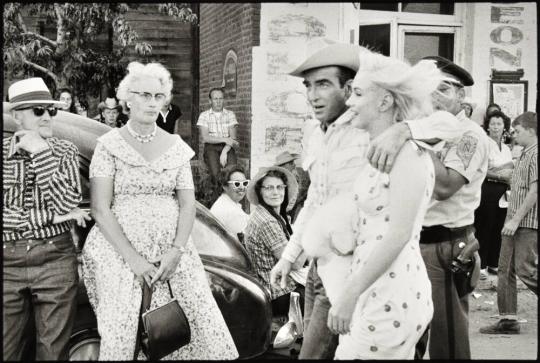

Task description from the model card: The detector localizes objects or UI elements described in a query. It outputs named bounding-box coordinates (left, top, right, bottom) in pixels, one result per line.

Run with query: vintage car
left=3, top=110, right=273, bottom=360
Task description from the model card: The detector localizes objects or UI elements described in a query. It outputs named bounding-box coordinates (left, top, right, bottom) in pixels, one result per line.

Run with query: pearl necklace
left=126, top=120, right=157, bottom=143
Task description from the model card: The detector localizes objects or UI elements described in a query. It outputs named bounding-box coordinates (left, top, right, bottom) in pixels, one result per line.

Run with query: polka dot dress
left=333, top=142, right=434, bottom=359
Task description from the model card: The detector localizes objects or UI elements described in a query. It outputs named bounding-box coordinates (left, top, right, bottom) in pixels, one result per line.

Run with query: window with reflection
left=404, top=32, right=454, bottom=64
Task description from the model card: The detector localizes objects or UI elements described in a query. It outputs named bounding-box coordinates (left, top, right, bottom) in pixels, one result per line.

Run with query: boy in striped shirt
left=480, top=111, right=538, bottom=335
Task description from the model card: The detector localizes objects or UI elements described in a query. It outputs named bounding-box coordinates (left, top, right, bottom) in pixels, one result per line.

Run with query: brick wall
left=198, top=3, right=260, bottom=172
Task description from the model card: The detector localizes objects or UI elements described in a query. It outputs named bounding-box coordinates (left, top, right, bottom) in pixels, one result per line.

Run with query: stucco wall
left=470, top=2, right=537, bottom=123
left=251, top=3, right=343, bottom=176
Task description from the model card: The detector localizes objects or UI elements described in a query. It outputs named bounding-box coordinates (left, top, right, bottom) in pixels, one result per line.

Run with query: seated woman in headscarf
left=244, top=166, right=305, bottom=316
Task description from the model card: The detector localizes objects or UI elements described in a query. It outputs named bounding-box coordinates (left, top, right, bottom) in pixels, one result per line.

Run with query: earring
left=127, top=102, right=132, bottom=108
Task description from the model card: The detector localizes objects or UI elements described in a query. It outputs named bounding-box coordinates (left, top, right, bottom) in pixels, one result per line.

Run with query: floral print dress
left=81, top=129, right=238, bottom=360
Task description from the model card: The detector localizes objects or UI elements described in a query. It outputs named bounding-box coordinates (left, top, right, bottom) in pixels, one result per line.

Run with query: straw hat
left=6, top=77, right=65, bottom=111
left=274, top=151, right=300, bottom=167
left=247, top=166, right=299, bottom=211
left=97, top=97, right=122, bottom=112
left=288, top=38, right=362, bottom=77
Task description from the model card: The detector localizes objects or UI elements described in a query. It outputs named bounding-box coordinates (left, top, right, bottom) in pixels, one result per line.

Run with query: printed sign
left=222, top=50, right=237, bottom=98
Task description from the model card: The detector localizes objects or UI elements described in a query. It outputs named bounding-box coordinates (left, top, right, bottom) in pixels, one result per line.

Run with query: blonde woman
left=302, top=50, right=448, bottom=359
left=81, top=62, right=238, bottom=360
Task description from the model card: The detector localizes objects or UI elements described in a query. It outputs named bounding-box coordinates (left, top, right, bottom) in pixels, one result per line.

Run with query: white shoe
left=480, top=269, right=488, bottom=280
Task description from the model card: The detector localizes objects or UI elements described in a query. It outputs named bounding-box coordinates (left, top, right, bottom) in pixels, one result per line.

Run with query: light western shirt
left=196, top=108, right=238, bottom=138
left=281, top=120, right=370, bottom=264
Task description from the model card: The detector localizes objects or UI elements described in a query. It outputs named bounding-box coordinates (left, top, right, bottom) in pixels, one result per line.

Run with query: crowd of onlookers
left=4, top=38, right=536, bottom=361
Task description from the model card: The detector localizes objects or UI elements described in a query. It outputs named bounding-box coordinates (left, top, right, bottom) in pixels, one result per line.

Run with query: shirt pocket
left=3, top=162, right=23, bottom=186
left=329, top=148, right=367, bottom=185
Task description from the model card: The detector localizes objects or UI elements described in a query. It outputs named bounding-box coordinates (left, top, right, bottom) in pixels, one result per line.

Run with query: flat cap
left=422, top=56, right=474, bottom=86
left=289, top=38, right=361, bottom=77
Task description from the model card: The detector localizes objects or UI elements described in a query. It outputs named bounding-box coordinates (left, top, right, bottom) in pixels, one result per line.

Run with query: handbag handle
left=134, top=279, right=175, bottom=359
left=143, top=280, right=175, bottom=312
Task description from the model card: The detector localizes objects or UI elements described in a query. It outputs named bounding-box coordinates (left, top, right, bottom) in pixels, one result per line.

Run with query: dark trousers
left=420, top=236, right=473, bottom=359
left=3, top=234, right=78, bottom=361
left=299, top=261, right=339, bottom=359
left=203, top=143, right=237, bottom=183
left=474, top=181, right=508, bottom=268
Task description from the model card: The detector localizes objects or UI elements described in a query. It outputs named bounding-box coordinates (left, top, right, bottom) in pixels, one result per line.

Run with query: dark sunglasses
left=227, top=180, right=249, bottom=188
left=17, top=106, right=58, bottom=117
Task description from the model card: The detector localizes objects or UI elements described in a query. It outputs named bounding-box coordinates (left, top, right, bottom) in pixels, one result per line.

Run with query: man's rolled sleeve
left=406, top=111, right=462, bottom=141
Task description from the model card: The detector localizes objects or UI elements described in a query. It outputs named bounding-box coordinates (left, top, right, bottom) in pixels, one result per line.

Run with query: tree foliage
left=3, top=3, right=197, bottom=98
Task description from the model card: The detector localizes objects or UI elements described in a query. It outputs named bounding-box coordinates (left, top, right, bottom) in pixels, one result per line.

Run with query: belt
left=4, top=231, right=71, bottom=251
left=419, top=225, right=472, bottom=244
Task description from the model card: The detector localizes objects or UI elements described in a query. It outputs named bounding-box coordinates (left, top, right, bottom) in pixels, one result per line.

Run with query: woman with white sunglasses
left=210, top=165, right=250, bottom=238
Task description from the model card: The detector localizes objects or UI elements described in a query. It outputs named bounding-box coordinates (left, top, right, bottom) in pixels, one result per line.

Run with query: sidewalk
left=469, top=272, right=538, bottom=359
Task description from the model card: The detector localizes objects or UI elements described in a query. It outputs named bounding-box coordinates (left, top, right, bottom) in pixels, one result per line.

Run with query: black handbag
left=134, top=280, right=191, bottom=360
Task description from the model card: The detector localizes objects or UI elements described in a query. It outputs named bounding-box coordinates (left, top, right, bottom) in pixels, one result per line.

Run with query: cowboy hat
left=274, top=151, right=300, bottom=167
left=6, top=77, right=65, bottom=111
left=247, top=166, right=299, bottom=211
left=97, top=97, right=122, bottom=112
left=288, top=38, right=362, bottom=77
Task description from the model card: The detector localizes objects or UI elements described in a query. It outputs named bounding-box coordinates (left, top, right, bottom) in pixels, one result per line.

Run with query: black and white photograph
left=2, top=2, right=537, bottom=361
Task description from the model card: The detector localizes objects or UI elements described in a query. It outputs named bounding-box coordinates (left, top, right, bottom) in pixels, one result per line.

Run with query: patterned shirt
left=244, top=205, right=297, bottom=300
left=508, top=142, right=537, bottom=229
left=3, top=136, right=82, bottom=241
left=281, top=119, right=370, bottom=264
left=196, top=108, right=238, bottom=139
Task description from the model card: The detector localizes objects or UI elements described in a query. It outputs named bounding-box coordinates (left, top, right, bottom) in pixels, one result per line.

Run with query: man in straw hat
left=269, top=39, right=371, bottom=359
left=3, top=77, right=91, bottom=360
left=274, top=151, right=310, bottom=223
left=363, top=56, right=490, bottom=359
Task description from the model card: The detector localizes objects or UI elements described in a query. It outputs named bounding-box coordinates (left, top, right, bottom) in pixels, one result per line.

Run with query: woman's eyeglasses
left=261, top=184, right=287, bottom=192
left=16, top=106, right=58, bottom=117
left=129, top=91, right=167, bottom=103
left=227, top=180, right=249, bottom=188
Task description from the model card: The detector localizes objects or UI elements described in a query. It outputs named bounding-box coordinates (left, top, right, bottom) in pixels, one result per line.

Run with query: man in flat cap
left=363, top=56, right=490, bottom=359
left=3, top=77, right=91, bottom=360
left=270, top=39, right=371, bottom=359
left=274, top=151, right=310, bottom=223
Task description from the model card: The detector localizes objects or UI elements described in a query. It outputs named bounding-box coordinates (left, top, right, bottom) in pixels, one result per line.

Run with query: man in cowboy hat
left=362, top=56, right=490, bottom=359
left=274, top=151, right=310, bottom=223
left=3, top=77, right=91, bottom=360
left=270, top=39, right=371, bottom=359
left=96, top=97, right=124, bottom=128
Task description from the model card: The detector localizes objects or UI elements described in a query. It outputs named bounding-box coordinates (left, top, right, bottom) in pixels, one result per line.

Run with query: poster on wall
left=222, top=50, right=237, bottom=98
left=490, top=80, right=528, bottom=121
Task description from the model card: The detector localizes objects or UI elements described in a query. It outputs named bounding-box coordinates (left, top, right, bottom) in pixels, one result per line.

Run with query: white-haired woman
left=302, top=50, right=448, bottom=359
left=81, top=62, right=238, bottom=360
